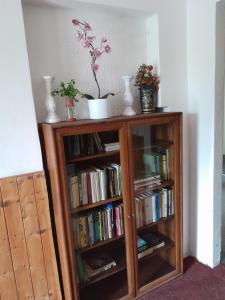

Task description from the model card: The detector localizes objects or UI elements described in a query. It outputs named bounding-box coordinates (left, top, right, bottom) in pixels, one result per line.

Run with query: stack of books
left=64, top=132, right=105, bottom=160
left=135, top=188, right=174, bottom=228
left=104, top=142, right=120, bottom=152
left=67, top=163, right=122, bottom=209
left=73, top=203, right=124, bottom=249
left=134, top=173, right=161, bottom=192
left=83, top=252, right=117, bottom=279
left=137, top=232, right=166, bottom=259
left=76, top=251, right=117, bottom=282
left=143, top=145, right=170, bottom=180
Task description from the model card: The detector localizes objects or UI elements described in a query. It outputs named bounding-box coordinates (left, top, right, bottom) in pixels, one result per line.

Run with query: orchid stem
left=92, top=70, right=101, bottom=98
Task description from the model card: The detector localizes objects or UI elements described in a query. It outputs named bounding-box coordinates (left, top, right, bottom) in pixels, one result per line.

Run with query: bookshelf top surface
left=41, top=112, right=182, bottom=129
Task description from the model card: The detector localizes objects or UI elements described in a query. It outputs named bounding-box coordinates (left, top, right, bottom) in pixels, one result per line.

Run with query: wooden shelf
left=79, top=237, right=174, bottom=289
left=137, top=215, right=174, bottom=234
left=71, top=196, right=122, bottom=214
left=78, top=235, right=125, bottom=254
left=134, top=179, right=174, bottom=195
left=133, top=141, right=173, bottom=152
left=138, top=239, right=175, bottom=263
left=80, top=270, right=128, bottom=300
left=66, top=150, right=120, bottom=163
left=139, top=255, right=175, bottom=288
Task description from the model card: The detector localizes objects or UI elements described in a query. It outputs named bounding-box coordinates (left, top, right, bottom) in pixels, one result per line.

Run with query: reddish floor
left=140, top=257, right=225, bottom=300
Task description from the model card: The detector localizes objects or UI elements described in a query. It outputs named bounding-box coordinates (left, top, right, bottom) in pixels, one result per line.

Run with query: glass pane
left=131, top=124, right=176, bottom=288
left=64, top=130, right=128, bottom=300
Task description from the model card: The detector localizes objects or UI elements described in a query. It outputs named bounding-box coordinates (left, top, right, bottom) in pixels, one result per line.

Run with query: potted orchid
left=72, top=18, right=114, bottom=119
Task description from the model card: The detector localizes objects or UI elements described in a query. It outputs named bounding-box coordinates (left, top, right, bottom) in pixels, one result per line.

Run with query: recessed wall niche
left=22, top=1, right=154, bottom=122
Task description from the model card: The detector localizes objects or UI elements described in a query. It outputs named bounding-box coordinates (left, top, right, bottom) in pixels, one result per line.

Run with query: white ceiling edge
left=21, top=0, right=154, bottom=18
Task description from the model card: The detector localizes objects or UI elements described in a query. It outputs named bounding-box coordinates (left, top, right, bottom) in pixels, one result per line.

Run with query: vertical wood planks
left=33, top=172, right=62, bottom=300
left=0, top=177, right=34, bottom=299
left=0, top=190, right=18, bottom=300
left=17, top=174, right=49, bottom=300
left=0, top=172, right=62, bottom=300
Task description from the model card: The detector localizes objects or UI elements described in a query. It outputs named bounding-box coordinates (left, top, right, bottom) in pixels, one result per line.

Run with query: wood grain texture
left=33, top=172, right=62, bottom=300
left=0, top=190, right=18, bottom=300
left=0, top=172, right=62, bottom=300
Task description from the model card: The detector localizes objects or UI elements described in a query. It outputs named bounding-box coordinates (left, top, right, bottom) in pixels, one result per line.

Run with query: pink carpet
left=141, top=257, right=225, bottom=300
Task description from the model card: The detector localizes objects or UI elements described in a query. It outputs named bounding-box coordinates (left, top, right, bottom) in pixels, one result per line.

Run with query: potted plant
left=51, top=79, right=82, bottom=122
left=72, top=18, right=114, bottom=119
left=135, top=64, right=160, bottom=113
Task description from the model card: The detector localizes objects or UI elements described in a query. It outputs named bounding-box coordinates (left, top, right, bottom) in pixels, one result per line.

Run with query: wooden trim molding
left=0, top=171, right=62, bottom=300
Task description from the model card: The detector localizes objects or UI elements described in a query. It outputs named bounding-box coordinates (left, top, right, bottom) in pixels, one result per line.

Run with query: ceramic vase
left=122, top=75, right=136, bottom=116
left=88, top=98, right=112, bottom=119
left=43, top=76, right=61, bottom=123
left=140, top=85, right=155, bottom=113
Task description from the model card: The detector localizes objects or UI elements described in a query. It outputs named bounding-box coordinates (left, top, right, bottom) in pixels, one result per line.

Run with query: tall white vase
left=43, top=75, right=61, bottom=123
left=122, top=75, right=136, bottom=116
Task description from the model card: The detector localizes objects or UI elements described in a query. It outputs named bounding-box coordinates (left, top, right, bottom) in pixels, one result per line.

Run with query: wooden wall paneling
left=17, top=174, right=49, bottom=300
left=33, top=172, right=62, bottom=300
left=0, top=190, right=18, bottom=300
left=0, top=178, right=35, bottom=299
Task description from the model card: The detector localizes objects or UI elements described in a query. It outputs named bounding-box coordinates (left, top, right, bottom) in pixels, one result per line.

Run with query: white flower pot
left=88, top=98, right=112, bottom=119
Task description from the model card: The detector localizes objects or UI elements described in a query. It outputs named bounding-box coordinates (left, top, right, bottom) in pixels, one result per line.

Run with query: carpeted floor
left=140, top=257, right=225, bottom=300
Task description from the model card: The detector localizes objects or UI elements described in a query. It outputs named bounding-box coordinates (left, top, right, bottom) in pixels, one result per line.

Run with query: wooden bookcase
left=41, top=112, right=183, bottom=300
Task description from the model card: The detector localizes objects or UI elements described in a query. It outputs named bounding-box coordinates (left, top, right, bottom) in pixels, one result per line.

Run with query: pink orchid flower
left=104, top=44, right=111, bottom=53
left=84, top=22, right=92, bottom=31
left=83, top=40, right=91, bottom=48
left=72, top=19, right=80, bottom=26
left=94, top=48, right=102, bottom=58
left=91, top=63, right=99, bottom=72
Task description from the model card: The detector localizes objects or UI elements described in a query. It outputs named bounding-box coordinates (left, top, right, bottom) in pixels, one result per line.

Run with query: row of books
left=64, top=133, right=120, bottom=160
left=143, top=145, right=170, bottom=180
left=67, top=163, right=122, bottom=208
left=135, top=188, right=174, bottom=228
left=76, top=251, right=117, bottom=283
left=73, top=203, right=124, bottom=249
left=64, top=133, right=104, bottom=160
left=137, top=231, right=166, bottom=259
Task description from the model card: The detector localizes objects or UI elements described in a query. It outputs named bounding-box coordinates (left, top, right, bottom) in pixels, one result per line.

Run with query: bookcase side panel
left=42, top=125, right=75, bottom=300
left=119, top=124, right=136, bottom=298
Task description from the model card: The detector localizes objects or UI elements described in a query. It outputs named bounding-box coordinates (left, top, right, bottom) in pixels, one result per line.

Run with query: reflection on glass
left=132, top=124, right=176, bottom=288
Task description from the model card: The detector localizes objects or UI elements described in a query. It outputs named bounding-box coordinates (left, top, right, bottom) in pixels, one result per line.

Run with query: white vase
left=43, top=75, right=61, bottom=123
left=122, top=75, right=136, bottom=116
left=88, top=98, right=112, bottom=119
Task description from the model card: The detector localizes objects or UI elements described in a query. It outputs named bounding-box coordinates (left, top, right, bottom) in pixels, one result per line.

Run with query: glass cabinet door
left=63, top=129, right=129, bottom=300
left=130, top=122, right=178, bottom=290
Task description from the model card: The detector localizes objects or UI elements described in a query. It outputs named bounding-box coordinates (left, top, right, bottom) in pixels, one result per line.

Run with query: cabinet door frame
left=125, top=113, right=183, bottom=297
left=52, top=121, right=136, bottom=299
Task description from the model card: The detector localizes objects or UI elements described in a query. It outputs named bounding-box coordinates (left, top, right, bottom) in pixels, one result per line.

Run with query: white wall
left=23, top=3, right=149, bottom=122
left=22, top=0, right=189, bottom=257
left=186, top=0, right=224, bottom=267
left=0, top=0, right=43, bottom=178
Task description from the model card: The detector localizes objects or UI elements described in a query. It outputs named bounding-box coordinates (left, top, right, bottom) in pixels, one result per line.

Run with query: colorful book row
left=73, top=203, right=124, bottom=249
left=135, top=188, right=174, bottom=228
left=67, top=163, right=122, bottom=208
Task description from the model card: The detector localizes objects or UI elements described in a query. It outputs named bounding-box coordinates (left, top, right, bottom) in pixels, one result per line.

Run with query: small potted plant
left=135, top=64, right=160, bottom=113
left=51, top=79, right=82, bottom=122
left=72, top=18, right=114, bottom=119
